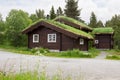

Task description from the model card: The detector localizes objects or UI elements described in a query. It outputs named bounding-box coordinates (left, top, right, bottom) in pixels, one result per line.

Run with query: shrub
left=88, top=48, right=100, bottom=57
left=106, top=54, right=120, bottom=60
left=31, top=47, right=49, bottom=55
left=59, top=49, right=93, bottom=58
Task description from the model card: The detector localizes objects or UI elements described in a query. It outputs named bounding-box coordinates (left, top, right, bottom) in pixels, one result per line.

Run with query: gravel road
left=0, top=50, right=120, bottom=80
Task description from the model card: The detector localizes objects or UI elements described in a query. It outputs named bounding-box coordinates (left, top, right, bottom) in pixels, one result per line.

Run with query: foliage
left=106, top=55, right=120, bottom=60
left=64, top=0, right=81, bottom=20
left=92, top=27, right=114, bottom=34
left=58, top=49, right=92, bottom=58
left=89, top=12, right=97, bottom=28
left=6, top=9, right=32, bottom=47
left=36, top=9, right=45, bottom=19
left=31, top=47, right=50, bottom=55
left=56, top=6, right=64, bottom=16
left=88, top=48, right=100, bottom=57
left=105, top=14, right=120, bottom=49
left=29, top=14, right=38, bottom=22
left=50, top=6, right=56, bottom=19
left=0, top=71, right=73, bottom=80
left=97, top=20, right=104, bottom=27
left=54, top=16, right=92, bottom=30
left=0, top=13, right=5, bottom=44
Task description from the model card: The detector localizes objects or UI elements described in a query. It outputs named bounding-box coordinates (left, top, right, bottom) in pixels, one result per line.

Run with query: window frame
left=33, top=34, right=39, bottom=43
left=95, top=40, right=99, bottom=44
left=80, top=38, right=84, bottom=45
left=47, top=34, right=56, bottom=43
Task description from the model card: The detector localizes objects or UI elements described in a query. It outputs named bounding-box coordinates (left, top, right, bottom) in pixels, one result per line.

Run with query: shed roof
left=22, top=19, right=93, bottom=39
left=92, top=27, right=114, bottom=34
left=54, top=16, right=92, bottom=31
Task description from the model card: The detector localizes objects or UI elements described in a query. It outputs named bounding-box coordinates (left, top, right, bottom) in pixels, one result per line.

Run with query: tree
left=0, top=13, right=5, bottom=44
left=36, top=9, right=45, bottom=19
left=89, top=12, right=97, bottom=28
left=30, top=14, right=38, bottom=23
left=97, top=20, right=104, bottom=27
left=50, top=6, right=56, bottom=19
left=6, top=9, right=32, bottom=47
left=56, top=7, right=63, bottom=16
left=105, top=15, right=120, bottom=49
left=64, top=0, right=80, bottom=20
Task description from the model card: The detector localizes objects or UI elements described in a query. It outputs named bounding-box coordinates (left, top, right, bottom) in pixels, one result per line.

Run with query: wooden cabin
left=92, top=28, right=114, bottom=49
left=22, top=20, right=93, bottom=51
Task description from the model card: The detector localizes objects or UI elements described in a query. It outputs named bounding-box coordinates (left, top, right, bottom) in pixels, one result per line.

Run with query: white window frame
left=80, top=38, right=84, bottom=45
left=33, top=34, right=39, bottom=43
left=48, top=34, right=56, bottom=43
left=95, top=40, right=99, bottom=44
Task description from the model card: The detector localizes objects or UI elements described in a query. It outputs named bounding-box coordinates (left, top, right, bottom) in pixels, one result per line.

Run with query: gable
left=22, top=19, right=93, bottom=39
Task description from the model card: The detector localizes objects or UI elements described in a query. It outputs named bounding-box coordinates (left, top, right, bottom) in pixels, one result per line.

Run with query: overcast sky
left=0, top=0, right=120, bottom=23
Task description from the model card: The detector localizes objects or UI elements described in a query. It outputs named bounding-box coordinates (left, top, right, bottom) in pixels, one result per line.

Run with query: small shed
left=92, top=28, right=114, bottom=49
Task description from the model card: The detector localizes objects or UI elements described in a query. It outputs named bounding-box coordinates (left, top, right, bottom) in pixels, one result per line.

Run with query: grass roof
left=92, top=27, right=114, bottom=34
left=24, top=19, right=93, bottom=39
left=54, top=16, right=92, bottom=30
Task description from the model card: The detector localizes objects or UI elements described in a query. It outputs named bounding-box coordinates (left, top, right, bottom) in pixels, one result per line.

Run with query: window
left=33, top=34, right=39, bottom=43
left=80, top=38, right=84, bottom=45
left=48, top=34, right=56, bottom=43
left=95, top=40, right=99, bottom=44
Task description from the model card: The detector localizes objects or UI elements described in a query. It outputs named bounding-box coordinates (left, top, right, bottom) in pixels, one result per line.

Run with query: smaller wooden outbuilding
left=92, top=28, right=114, bottom=49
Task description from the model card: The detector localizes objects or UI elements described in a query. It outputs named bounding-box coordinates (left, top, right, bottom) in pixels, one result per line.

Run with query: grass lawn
left=0, top=45, right=100, bottom=58
left=106, top=49, right=120, bottom=60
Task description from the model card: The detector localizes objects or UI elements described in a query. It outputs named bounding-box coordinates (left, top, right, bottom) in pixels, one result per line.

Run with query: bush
left=31, top=47, right=49, bottom=55
left=106, top=54, right=120, bottom=60
left=88, top=48, right=100, bottom=57
left=59, top=49, right=93, bottom=58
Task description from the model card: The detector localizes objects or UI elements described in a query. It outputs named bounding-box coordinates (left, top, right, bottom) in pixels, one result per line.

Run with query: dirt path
left=95, top=51, right=108, bottom=59
left=0, top=50, right=120, bottom=80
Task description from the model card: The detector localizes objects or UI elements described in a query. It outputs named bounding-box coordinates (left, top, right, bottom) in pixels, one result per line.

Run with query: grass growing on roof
left=54, top=16, right=92, bottom=30
left=92, top=27, right=114, bottom=34
left=45, top=20, right=93, bottom=39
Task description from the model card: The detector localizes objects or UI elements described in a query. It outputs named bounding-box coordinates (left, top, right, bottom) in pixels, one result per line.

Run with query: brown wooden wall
left=27, top=26, right=88, bottom=51
left=94, top=34, right=113, bottom=49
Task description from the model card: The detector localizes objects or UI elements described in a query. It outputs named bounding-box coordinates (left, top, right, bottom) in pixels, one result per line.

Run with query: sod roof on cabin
left=54, top=16, right=92, bottom=30
left=92, top=27, right=114, bottom=34
left=23, top=19, right=93, bottom=39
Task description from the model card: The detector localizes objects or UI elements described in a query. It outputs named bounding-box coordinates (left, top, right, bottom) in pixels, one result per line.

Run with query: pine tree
left=36, top=9, right=45, bottom=19
left=50, top=6, right=56, bottom=19
left=89, top=12, right=97, bottom=28
left=64, top=0, right=80, bottom=20
left=56, top=7, right=63, bottom=16
left=97, top=20, right=104, bottom=27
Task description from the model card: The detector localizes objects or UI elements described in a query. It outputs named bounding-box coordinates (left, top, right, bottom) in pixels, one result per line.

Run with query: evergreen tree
left=36, top=9, right=45, bottom=19
left=56, top=7, right=63, bottom=16
left=64, top=0, right=80, bottom=20
left=50, top=6, right=56, bottom=19
left=89, top=12, right=97, bottom=28
left=105, top=15, right=120, bottom=49
left=97, top=20, right=104, bottom=27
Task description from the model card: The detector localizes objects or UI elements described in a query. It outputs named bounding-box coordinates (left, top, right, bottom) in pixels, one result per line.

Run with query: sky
left=0, top=0, right=120, bottom=23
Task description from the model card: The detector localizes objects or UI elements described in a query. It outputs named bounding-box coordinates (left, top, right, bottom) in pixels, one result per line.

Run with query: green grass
left=106, top=49, right=120, bottom=60
left=0, top=70, right=74, bottom=80
left=23, top=19, right=93, bottom=39
left=92, top=27, right=114, bottom=34
left=43, top=48, right=100, bottom=58
left=0, top=45, right=33, bottom=55
left=54, top=16, right=92, bottom=30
